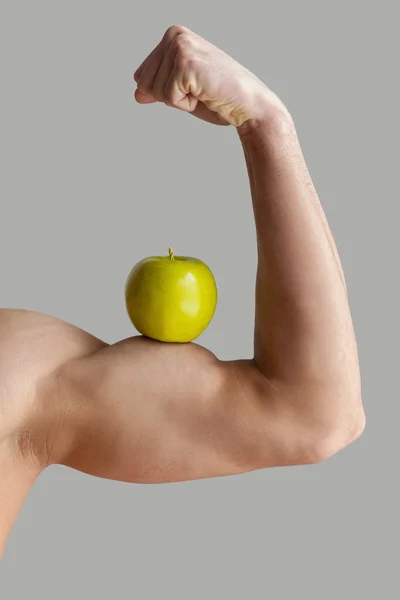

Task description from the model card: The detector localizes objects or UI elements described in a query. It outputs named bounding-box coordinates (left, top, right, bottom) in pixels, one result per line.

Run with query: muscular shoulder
left=0, top=309, right=105, bottom=394
left=0, top=308, right=106, bottom=450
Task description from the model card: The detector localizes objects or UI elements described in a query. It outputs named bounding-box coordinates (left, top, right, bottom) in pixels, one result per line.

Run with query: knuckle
left=165, top=24, right=186, bottom=40
left=173, top=48, right=187, bottom=69
left=170, top=32, right=192, bottom=54
left=137, top=83, right=150, bottom=94
left=137, top=79, right=152, bottom=94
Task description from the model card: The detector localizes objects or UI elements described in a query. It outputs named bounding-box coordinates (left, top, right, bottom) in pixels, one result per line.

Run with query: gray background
left=0, top=0, right=398, bottom=597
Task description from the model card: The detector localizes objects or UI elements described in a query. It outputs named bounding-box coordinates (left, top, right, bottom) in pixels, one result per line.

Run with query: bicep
left=66, top=335, right=305, bottom=483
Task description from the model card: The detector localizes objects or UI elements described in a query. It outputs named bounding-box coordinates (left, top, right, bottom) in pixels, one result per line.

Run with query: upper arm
left=60, top=335, right=329, bottom=483
left=1, top=310, right=362, bottom=482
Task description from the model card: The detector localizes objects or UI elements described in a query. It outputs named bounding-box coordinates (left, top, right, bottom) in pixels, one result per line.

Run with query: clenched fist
left=133, top=25, right=287, bottom=131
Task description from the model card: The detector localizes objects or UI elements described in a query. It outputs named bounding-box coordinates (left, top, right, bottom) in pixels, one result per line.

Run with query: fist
left=133, top=25, right=284, bottom=129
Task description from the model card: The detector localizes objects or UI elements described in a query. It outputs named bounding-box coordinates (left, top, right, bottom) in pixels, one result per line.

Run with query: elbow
left=302, top=408, right=366, bottom=465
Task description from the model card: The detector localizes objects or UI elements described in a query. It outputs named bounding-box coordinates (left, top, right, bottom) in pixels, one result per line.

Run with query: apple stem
left=168, top=247, right=174, bottom=260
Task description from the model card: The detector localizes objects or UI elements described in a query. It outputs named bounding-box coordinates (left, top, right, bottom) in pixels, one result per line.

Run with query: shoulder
left=0, top=308, right=106, bottom=460
left=0, top=308, right=106, bottom=372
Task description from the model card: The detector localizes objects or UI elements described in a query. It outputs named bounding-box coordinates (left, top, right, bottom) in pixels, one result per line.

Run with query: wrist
left=237, top=96, right=296, bottom=145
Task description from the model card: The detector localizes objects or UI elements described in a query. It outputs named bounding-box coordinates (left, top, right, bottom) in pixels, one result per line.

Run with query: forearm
left=130, top=25, right=364, bottom=470
left=238, top=111, right=359, bottom=387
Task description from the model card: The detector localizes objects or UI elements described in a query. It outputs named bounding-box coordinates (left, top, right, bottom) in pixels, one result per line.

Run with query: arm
left=52, top=26, right=364, bottom=481
left=0, top=26, right=365, bottom=555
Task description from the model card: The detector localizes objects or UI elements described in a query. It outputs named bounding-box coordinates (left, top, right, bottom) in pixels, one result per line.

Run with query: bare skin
left=0, top=25, right=365, bottom=556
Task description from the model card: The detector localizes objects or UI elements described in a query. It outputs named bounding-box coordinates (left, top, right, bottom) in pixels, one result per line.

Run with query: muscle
left=54, top=336, right=317, bottom=483
left=0, top=308, right=105, bottom=448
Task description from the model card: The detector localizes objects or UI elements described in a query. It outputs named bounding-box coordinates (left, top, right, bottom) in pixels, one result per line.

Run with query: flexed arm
left=55, top=26, right=364, bottom=482
left=1, top=26, right=365, bottom=556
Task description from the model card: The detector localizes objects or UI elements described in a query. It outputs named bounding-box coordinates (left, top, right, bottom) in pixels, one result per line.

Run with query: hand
left=133, top=25, right=287, bottom=130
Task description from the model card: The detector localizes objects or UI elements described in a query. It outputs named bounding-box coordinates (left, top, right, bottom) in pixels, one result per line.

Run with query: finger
left=134, top=88, right=158, bottom=104
left=134, top=55, right=151, bottom=82
left=150, top=26, right=188, bottom=102
left=152, top=45, right=178, bottom=102
left=133, top=44, right=160, bottom=82
left=136, top=46, right=164, bottom=96
left=135, top=26, right=190, bottom=94
left=135, top=26, right=186, bottom=92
